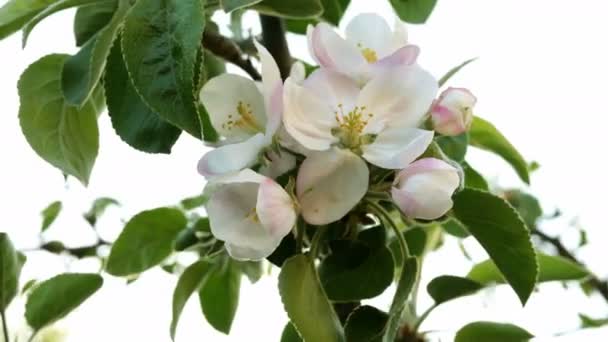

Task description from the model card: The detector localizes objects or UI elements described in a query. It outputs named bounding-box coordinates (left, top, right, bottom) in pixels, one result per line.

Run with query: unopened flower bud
left=430, top=88, right=476, bottom=136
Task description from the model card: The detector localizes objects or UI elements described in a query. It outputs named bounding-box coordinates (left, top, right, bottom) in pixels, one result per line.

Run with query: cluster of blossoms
left=198, top=14, right=477, bottom=260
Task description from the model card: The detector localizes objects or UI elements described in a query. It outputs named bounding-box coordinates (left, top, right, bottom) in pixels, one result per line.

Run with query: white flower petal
left=297, top=148, right=369, bottom=225
left=357, top=65, right=438, bottom=130
left=363, top=128, right=434, bottom=169
left=282, top=77, right=337, bottom=151
left=391, top=16, right=408, bottom=49
left=290, top=61, right=306, bottom=84
left=257, top=178, right=297, bottom=239
left=346, top=13, right=394, bottom=58
left=200, top=74, right=267, bottom=141
left=392, top=158, right=460, bottom=220
left=303, top=68, right=360, bottom=110
left=225, top=242, right=280, bottom=261
left=259, top=150, right=297, bottom=179
left=254, top=40, right=283, bottom=135
left=197, top=133, right=266, bottom=178
left=308, top=23, right=366, bottom=75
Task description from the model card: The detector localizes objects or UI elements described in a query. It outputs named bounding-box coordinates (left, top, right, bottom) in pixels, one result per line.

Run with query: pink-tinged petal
left=373, top=45, right=419, bottom=70
left=254, top=40, right=283, bottom=135
left=282, top=77, right=337, bottom=151
left=391, top=158, right=460, bottom=220
left=309, top=23, right=366, bottom=74
left=363, top=128, right=434, bottom=169
left=345, top=13, right=393, bottom=57
left=257, top=178, right=297, bottom=239
left=431, top=87, right=477, bottom=136
left=358, top=65, right=438, bottom=131
left=303, top=68, right=360, bottom=111
left=297, top=148, right=369, bottom=225
left=197, top=134, right=266, bottom=178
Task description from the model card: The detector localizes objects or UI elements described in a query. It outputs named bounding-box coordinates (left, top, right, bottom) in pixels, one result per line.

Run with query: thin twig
left=259, top=15, right=292, bottom=79
left=202, top=30, right=261, bottom=81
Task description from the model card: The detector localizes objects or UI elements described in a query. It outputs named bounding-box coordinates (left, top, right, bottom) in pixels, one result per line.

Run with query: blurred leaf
left=468, top=253, right=589, bottom=284
left=427, top=275, right=483, bottom=305
left=469, top=116, right=530, bottom=184
left=21, top=279, right=38, bottom=295
left=40, top=241, right=66, bottom=254
left=220, top=0, right=261, bottom=12
left=254, top=0, right=323, bottom=19
left=122, top=0, right=205, bottom=138
left=438, top=57, right=477, bottom=87
left=105, top=40, right=181, bottom=153
left=455, top=321, right=533, bottom=342
left=18, top=54, right=103, bottom=185
left=83, top=197, right=119, bottom=226
left=0, top=0, right=56, bottom=40
left=170, top=260, right=213, bottom=340
left=0, top=233, right=25, bottom=310
left=382, top=257, right=418, bottom=342
left=41, top=201, right=62, bottom=232
left=279, top=254, right=345, bottom=342
left=199, top=260, right=241, bottom=334
left=236, top=260, right=264, bottom=284
left=180, top=193, right=209, bottom=210
left=286, top=0, right=350, bottom=34
left=442, top=218, right=469, bottom=238
left=319, top=240, right=394, bottom=301
left=267, top=233, right=297, bottom=267
left=25, top=273, right=103, bottom=332
left=436, top=133, right=468, bottom=162
left=174, top=228, right=199, bottom=252
left=62, top=0, right=129, bottom=106
left=357, top=226, right=387, bottom=250
left=389, top=0, right=437, bottom=24
left=453, top=189, right=537, bottom=305
left=73, top=0, right=116, bottom=46
left=281, top=322, right=303, bottom=342
left=389, top=227, right=425, bottom=272
left=106, top=208, right=187, bottom=276
left=462, top=161, right=489, bottom=191
left=344, top=305, right=387, bottom=342
left=196, top=50, right=222, bottom=142
left=504, top=190, right=542, bottom=228
left=22, top=0, right=102, bottom=46
left=579, top=314, right=608, bottom=329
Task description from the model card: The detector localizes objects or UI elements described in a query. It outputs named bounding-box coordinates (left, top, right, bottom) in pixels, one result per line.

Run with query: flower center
left=357, top=43, right=378, bottom=63
left=246, top=207, right=260, bottom=223
left=332, top=104, right=376, bottom=151
left=222, top=101, right=263, bottom=133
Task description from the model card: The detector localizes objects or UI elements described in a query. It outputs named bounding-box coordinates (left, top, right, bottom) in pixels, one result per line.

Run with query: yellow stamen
left=357, top=43, right=378, bottom=63
left=221, top=101, right=263, bottom=133
left=333, top=103, right=375, bottom=150
left=246, top=207, right=260, bottom=223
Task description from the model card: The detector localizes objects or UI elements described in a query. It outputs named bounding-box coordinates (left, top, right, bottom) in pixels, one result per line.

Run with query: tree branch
left=202, top=29, right=262, bottom=81
left=532, top=228, right=608, bottom=301
left=259, top=15, right=292, bottom=79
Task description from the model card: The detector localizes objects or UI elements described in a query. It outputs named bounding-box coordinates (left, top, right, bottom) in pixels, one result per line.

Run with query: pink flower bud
left=430, top=87, right=477, bottom=136
left=391, top=158, right=460, bottom=220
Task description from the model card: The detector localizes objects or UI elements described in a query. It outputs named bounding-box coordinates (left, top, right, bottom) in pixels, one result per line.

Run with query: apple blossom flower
left=307, top=13, right=419, bottom=84
left=391, top=158, right=460, bottom=220
left=198, top=41, right=292, bottom=178
left=206, top=169, right=297, bottom=260
left=430, top=87, right=477, bottom=136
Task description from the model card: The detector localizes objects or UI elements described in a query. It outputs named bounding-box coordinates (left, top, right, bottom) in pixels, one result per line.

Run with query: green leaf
left=281, top=322, right=303, bottom=342
left=436, top=133, right=468, bottom=162
left=220, top=0, right=261, bottom=12
left=83, top=197, right=119, bottom=226
left=18, top=54, right=103, bottom=185
left=122, top=0, right=205, bottom=138
left=279, top=254, right=345, bottom=342
left=389, top=0, right=437, bottom=24
left=25, top=273, right=103, bottom=332
left=442, top=218, right=469, bottom=238
left=0, top=0, right=57, bottom=40
left=180, top=193, right=209, bottom=210
left=170, top=260, right=213, bottom=340
left=267, top=233, right=297, bottom=267
left=382, top=257, right=418, bottom=342
left=40, top=201, right=62, bottom=232
left=390, top=227, right=426, bottom=270
left=504, top=190, right=542, bottom=228
left=468, top=253, right=589, bottom=285
left=73, top=0, right=116, bottom=46
left=199, top=260, right=241, bottom=334
left=22, top=0, right=103, bottom=47
left=255, top=0, right=323, bottom=19
left=344, top=305, right=387, bottom=342
left=105, top=39, right=181, bottom=153
left=452, top=189, right=537, bottom=305
left=438, top=58, right=477, bottom=87
left=196, top=51, right=223, bottom=142
left=106, top=208, right=187, bottom=276
left=469, top=116, right=530, bottom=184
left=286, top=0, right=350, bottom=34
left=319, top=240, right=394, bottom=302
left=579, top=314, right=608, bottom=329
left=455, top=321, right=533, bottom=342
left=61, top=0, right=129, bottom=106
left=427, top=275, right=483, bottom=305
left=236, top=260, right=264, bottom=284
left=0, top=233, right=25, bottom=310
left=462, top=162, right=489, bottom=191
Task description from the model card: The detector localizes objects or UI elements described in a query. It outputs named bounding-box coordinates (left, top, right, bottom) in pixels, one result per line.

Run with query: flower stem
left=412, top=303, right=438, bottom=333
left=309, top=226, right=327, bottom=261
left=1, top=310, right=9, bottom=342
left=365, top=200, right=410, bottom=258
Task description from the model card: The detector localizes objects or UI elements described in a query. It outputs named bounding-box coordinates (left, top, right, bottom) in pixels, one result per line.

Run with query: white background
left=1, top=0, right=608, bottom=341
